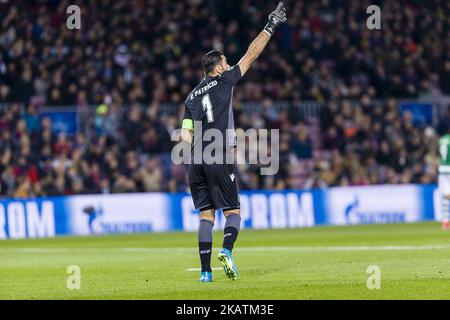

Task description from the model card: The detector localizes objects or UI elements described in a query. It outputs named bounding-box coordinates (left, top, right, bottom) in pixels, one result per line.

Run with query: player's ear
left=215, top=64, right=224, bottom=75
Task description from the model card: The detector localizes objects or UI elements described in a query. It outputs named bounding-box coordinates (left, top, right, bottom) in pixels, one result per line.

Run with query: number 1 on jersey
left=202, top=94, right=214, bottom=123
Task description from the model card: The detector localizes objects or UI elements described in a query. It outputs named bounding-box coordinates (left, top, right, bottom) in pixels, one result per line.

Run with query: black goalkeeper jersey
left=183, top=65, right=242, bottom=151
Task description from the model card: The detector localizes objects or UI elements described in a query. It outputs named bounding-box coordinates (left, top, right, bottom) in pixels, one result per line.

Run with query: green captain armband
left=182, top=119, right=194, bottom=130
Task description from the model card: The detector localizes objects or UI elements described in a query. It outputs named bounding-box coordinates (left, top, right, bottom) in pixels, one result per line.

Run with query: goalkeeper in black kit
left=180, top=2, right=287, bottom=282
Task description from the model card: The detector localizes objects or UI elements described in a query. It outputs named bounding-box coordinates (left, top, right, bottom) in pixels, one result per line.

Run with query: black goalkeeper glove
left=264, top=1, right=288, bottom=36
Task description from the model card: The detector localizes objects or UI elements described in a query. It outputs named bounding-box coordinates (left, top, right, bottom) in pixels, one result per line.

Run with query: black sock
left=222, top=226, right=239, bottom=251
left=199, top=242, right=212, bottom=272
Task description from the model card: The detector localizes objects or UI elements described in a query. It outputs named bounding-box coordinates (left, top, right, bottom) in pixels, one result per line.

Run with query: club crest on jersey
left=230, top=174, right=235, bottom=182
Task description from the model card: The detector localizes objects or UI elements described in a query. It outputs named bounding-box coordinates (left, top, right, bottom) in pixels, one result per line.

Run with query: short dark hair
left=202, top=50, right=224, bottom=74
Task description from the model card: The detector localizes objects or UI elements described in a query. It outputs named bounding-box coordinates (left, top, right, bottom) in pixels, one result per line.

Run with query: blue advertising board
left=40, top=110, right=78, bottom=134
left=0, top=184, right=440, bottom=240
left=399, top=102, right=433, bottom=126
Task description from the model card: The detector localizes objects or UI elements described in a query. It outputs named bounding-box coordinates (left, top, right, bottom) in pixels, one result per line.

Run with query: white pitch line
left=2, top=244, right=450, bottom=253
left=186, top=267, right=222, bottom=272
left=237, top=244, right=450, bottom=252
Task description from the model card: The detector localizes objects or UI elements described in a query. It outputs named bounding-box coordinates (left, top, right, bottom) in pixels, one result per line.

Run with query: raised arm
left=238, top=1, right=287, bottom=76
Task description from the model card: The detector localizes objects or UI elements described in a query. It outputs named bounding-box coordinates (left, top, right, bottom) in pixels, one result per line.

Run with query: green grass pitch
left=0, top=222, right=449, bottom=299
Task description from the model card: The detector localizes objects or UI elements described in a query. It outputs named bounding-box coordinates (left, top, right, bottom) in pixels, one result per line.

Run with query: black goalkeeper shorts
left=188, top=163, right=240, bottom=211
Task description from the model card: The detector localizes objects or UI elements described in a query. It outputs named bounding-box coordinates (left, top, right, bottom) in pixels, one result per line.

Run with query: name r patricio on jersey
left=190, top=81, right=218, bottom=100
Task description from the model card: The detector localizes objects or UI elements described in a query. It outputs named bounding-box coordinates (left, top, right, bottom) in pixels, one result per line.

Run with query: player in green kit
left=438, top=130, right=450, bottom=230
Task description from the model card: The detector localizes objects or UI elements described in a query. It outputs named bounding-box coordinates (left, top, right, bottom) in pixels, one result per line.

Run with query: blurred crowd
left=1, top=0, right=449, bottom=105
left=0, top=0, right=449, bottom=197
left=235, top=93, right=447, bottom=190
left=1, top=93, right=447, bottom=197
left=0, top=102, right=179, bottom=196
